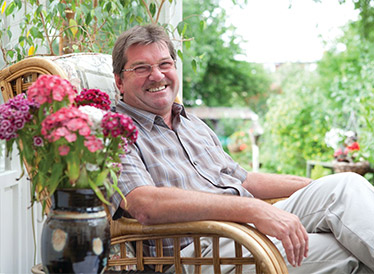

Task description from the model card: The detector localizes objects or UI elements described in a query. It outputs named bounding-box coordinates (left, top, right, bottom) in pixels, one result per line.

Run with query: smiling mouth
left=147, top=85, right=167, bottom=93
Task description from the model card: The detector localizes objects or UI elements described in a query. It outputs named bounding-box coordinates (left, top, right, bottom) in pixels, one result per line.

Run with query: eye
left=133, top=65, right=150, bottom=73
left=159, top=61, right=174, bottom=70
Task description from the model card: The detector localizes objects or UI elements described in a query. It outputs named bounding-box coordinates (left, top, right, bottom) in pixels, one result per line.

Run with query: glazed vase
left=41, top=188, right=110, bottom=273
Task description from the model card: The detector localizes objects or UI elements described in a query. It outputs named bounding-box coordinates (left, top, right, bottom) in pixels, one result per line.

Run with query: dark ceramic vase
left=41, top=188, right=110, bottom=274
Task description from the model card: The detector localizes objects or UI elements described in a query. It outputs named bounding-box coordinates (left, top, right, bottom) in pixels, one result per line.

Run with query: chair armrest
left=109, top=218, right=287, bottom=274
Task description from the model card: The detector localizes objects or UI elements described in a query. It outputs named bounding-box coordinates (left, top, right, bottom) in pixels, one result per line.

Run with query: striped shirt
left=111, top=101, right=252, bottom=256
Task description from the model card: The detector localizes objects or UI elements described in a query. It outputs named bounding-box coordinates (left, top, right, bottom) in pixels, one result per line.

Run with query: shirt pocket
left=204, top=145, right=229, bottom=170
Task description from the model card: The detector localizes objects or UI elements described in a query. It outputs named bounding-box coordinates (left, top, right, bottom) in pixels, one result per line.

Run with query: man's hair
left=112, top=24, right=177, bottom=77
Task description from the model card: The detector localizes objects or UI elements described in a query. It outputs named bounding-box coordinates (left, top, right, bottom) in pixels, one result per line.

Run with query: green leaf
left=7, top=50, right=14, bottom=58
left=135, top=16, right=143, bottom=24
left=69, top=18, right=78, bottom=37
left=85, top=12, right=92, bottom=25
left=199, top=20, right=206, bottom=32
left=88, top=178, right=110, bottom=205
left=129, top=14, right=135, bottom=24
left=18, top=35, right=25, bottom=43
left=149, top=2, right=156, bottom=17
left=5, top=2, right=16, bottom=16
left=95, top=169, right=109, bottom=187
left=57, top=2, right=64, bottom=14
left=29, top=26, right=43, bottom=39
left=177, top=22, right=186, bottom=36
left=109, top=170, right=118, bottom=186
left=35, top=4, right=43, bottom=15
left=48, top=163, right=64, bottom=195
left=14, top=0, right=22, bottom=9
left=177, top=49, right=183, bottom=62
left=66, top=151, right=80, bottom=183
left=104, top=1, right=112, bottom=12
left=191, top=59, right=197, bottom=73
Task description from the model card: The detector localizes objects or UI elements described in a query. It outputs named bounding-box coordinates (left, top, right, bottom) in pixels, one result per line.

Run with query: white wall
left=0, top=143, right=44, bottom=274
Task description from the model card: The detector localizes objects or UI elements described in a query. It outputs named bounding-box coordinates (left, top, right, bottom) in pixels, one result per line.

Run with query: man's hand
left=253, top=204, right=309, bottom=267
left=125, top=186, right=309, bottom=267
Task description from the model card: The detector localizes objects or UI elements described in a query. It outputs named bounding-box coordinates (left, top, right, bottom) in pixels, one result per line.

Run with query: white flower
left=324, top=128, right=345, bottom=149
left=86, top=163, right=100, bottom=171
left=79, top=106, right=106, bottom=134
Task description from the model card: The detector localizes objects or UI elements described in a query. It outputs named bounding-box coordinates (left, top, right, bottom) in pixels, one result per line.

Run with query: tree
left=260, top=63, right=331, bottom=175
left=0, top=0, right=183, bottom=68
left=182, top=0, right=272, bottom=115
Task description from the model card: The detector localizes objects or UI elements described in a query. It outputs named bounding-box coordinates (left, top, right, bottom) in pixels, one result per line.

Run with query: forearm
left=123, top=185, right=270, bottom=225
left=243, top=172, right=312, bottom=199
left=122, top=184, right=309, bottom=267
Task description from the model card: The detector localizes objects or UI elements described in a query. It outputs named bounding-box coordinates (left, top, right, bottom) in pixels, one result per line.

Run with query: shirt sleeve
left=110, top=142, right=156, bottom=217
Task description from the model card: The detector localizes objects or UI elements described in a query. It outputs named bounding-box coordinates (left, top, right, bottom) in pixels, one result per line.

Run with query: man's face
left=115, top=42, right=179, bottom=117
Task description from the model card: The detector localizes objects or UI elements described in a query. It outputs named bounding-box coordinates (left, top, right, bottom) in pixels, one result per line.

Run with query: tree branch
left=155, top=0, right=166, bottom=24
left=141, top=0, right=155, bottom=24
left=35, top=0, right=55, bottom=55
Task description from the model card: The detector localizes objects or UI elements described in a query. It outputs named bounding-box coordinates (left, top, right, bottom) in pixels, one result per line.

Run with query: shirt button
left=193, top=161, right=198, bottom=165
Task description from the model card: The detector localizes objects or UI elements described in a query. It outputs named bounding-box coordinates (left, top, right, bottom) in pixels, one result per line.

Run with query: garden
left=1, top=0, right=374, bottom=182
left=181, top=0, right=374, bottom=182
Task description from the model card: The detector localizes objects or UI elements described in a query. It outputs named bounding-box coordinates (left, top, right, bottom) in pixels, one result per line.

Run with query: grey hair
left=112, top=24, right=177, bottom=78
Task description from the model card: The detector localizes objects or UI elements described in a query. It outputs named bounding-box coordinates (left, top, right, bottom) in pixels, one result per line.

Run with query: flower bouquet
left=0, top=74, right=138, bottom=211
left=325, top=128, right=369, bottom=175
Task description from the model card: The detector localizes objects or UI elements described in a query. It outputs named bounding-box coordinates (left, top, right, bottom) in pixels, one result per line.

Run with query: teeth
left=148, top=86, right=166, bottom=92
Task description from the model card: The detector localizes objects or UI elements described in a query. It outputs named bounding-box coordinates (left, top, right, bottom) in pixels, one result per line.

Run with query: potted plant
left=0, top=74, right=138, bottom=273
left=325, top=128, right=370, bottom=176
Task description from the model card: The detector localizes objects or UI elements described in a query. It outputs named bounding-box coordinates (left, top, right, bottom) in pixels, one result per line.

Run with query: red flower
left=347, top=142, right=360, bottom=151
left=74, top=89, right=111, bottom=111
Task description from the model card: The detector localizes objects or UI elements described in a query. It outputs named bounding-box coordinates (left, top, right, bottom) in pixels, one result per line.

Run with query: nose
left=148, top=65, right=165, bottom=81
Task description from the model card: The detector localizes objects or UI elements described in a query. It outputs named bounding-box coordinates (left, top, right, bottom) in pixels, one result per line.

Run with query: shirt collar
left=116, top=101, right=189, bottom=132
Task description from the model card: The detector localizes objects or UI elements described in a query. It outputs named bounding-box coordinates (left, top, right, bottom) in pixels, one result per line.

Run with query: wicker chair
left=0, top=53, right=288, bottom=274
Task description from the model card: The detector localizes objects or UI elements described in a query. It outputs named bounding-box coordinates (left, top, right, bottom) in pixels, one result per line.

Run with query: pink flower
left=41, top=106, right=90, bottom=143
left=84, top=135, right=104, bottom=152
left=66, top=118, right=88, bottom=131
left=27, top=75, right=77, bottom=106
left=65, top=132, right=77, bottom=143
left=59, top=145, right=70, bottom=156
left=79, top=126, right=91, bottom=137
left=0, top=94, right=37, bottom=141
left=74, top=88, right=111, bottom=111
left=334, top=148, right=343, bottom=158
left=101, top=112, right=137, bottom=144
left=33, top=136, right=44, bottom=147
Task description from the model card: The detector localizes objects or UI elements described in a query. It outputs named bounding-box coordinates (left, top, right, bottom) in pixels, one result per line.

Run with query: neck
left=162, top=111, right=173, bottom=129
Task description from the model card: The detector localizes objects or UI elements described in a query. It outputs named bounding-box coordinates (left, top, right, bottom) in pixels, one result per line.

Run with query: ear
left=114, top=74, right=124, bottom=93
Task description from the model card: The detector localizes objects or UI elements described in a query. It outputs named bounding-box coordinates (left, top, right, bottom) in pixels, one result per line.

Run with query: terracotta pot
left=41, top=188, right=110, bottom=273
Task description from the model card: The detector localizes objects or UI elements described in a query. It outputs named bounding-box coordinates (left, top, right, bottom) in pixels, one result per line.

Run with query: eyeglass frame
left=121, top=59, right=177, bottom=77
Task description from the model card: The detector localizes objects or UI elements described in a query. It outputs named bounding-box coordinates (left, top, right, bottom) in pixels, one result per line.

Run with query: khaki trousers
left=174, top=172, right=374, bottom=273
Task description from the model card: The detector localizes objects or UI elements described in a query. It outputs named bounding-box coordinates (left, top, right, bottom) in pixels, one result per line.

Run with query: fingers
left=282, top=221, right=309, bottom=267
left=282, top=236, right=296, bottom=267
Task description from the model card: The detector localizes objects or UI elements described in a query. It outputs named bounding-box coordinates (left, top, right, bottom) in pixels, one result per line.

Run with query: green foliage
left=182, top=0, right=272, bottom=115
left=260, top=64, right=331, bottom=176
left=317, top=20, right=374, bottom=164
left=0, top=0, right=180, bottom=67
left=311, top=165, right=332, bottom=180
left=261, top=6, right=374, bottom=175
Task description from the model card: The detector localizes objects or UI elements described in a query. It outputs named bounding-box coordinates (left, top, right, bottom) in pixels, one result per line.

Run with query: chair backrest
left=0, top=53, right=119, bottom=105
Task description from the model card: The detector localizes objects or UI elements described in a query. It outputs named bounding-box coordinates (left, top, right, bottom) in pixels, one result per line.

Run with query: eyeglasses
left=122, top=60, right=176, bottom=77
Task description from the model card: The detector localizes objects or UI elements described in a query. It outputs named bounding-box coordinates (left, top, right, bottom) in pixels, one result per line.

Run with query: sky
left=223, top=0, right=359, bottom=63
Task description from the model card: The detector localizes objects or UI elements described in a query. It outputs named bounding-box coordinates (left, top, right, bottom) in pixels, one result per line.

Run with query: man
left=111, top=24, right=374, bottom=273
